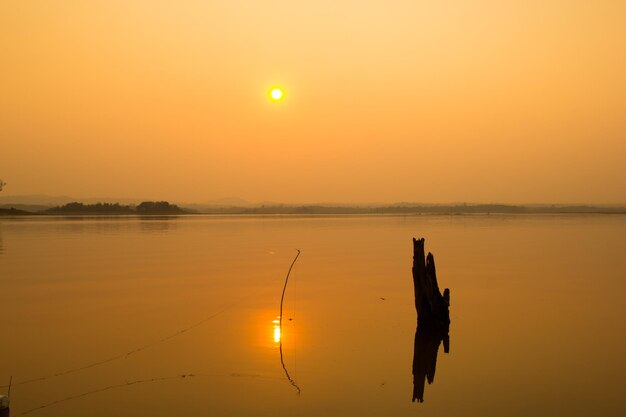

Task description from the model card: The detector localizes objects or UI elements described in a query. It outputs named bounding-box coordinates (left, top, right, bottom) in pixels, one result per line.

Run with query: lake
left=0, top=214, right=624, bottom=416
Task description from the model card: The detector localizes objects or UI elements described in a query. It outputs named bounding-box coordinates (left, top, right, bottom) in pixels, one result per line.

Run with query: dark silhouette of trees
left=44, top=201, right=187, bottom=215
left=135, top=201, right=185, bottom=214
left=45, top=202, right=134, bottom=214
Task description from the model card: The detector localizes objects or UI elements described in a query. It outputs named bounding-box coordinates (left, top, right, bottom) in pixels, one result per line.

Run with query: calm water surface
left=0, top=215, right=625, bottom=416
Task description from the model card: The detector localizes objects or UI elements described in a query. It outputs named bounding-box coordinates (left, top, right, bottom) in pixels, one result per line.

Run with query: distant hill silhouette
left=0, top=194, right=75, bottom=206
left=0, top=194, right=155, bottom=206
left=0, top=203, right=52, bottom=212
left=0, top=207, right=30, bottom=216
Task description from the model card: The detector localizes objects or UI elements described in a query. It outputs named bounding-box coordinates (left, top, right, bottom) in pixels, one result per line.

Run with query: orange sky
left=1, top=1, right=625, bottom=204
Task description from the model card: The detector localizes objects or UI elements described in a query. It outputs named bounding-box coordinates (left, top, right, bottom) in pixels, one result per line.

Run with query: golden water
left=0, top=214, right=624, bottom=416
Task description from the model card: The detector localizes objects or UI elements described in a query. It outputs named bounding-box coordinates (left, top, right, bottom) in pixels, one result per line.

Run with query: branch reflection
left=273, top=316, right=300, bottom=395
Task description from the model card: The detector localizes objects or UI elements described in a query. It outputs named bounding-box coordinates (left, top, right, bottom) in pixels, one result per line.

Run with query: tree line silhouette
left=44, top=201, right=187, bottom=215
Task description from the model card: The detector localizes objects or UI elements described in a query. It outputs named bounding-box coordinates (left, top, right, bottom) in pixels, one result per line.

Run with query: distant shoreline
left=2, top=203, right=626, bottom=217
left=191, top=205, right=626, bottom=215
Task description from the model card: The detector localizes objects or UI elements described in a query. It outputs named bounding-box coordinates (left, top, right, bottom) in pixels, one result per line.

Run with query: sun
left=269, top=87, right=284, bottom=101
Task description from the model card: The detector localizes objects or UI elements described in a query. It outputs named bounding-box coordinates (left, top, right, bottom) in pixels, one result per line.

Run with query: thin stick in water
left=279, top=249, right=301, bottom=328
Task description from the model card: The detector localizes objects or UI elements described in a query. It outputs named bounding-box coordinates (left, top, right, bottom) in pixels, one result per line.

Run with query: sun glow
left=269, top=87, right=284, bottom=101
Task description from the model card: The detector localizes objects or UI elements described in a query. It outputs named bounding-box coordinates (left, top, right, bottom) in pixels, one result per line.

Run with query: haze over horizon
left=2, top=1, right=625, bottom=204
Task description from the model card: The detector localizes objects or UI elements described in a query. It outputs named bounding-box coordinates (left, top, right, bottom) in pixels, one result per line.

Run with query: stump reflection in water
left=412, top=322, right=450, bottom=403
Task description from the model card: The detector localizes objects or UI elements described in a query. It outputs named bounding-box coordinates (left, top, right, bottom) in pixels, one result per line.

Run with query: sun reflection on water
left=272, top=316, right=281, bottom=344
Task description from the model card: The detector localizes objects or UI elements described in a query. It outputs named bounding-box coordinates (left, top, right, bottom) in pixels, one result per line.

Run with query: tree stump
left=412, top=237, right=450, bottom=325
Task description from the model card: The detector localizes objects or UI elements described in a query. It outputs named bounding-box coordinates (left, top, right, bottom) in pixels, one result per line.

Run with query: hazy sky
left=1, top=1, right=625, bottom=204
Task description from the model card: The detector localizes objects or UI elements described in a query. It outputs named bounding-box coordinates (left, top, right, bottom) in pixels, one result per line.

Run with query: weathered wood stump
left=412, top=237, right=450, bottom=326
